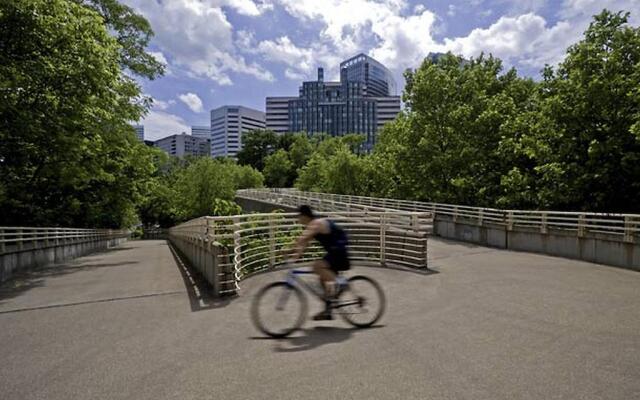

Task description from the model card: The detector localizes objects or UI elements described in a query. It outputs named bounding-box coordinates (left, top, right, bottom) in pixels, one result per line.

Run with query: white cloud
left=149, top=51, right=172, bottom=75
left=447, top=5, right=457, bottom=17
left=370, top=9, right=442, bottom=70
left=444, top=13, right=577, bottom=67
left=178, top=93, right=204, bottom=113
left=123, top=0, right=274, bottom=85
left=284, top=68, right=308, bottom=80
left=140, top=111, right=190, bottom=141
left=560, top=0, right=640, bottom=23
left=151, top=98, right=175, bottom=111
left=263, top=0, right=442, bottom=76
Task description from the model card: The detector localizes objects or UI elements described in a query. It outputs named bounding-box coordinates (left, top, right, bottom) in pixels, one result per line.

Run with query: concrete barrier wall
left=168, top=236, right=236, bottom=297
left=235, top=197, right=297, bottom=213
left=0, top=236, right=129, bottom=283
left=434, top=215, right=639, bottom=270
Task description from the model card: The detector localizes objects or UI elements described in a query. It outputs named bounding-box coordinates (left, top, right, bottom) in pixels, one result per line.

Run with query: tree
left=374, top=53, right=537, bottom=205
left=288, top=134, right=314, bottom=171
left=263, top=150, right=294, bottom=187
left=78, top=0, right=165, bottom=79
left=236, top=130, right=279, bottom=171
left=503, top=10, right=640, bottom=211
left=0, top=0, right=157, bottom=227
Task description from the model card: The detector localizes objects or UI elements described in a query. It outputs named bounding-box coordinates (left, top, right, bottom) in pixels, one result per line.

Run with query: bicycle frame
left=282, top=264, right=361, bottom=310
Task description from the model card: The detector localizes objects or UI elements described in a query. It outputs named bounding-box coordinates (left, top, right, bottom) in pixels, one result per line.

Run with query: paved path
left=1, top=239, right=639, bottom=400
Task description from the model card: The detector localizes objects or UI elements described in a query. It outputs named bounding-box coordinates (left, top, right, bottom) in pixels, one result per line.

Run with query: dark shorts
left=323, top=247, right=351, bottom=272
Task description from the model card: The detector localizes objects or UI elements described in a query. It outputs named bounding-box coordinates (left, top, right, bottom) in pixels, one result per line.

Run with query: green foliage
left=212, top=199, right=242, bottom=216
left=138, top=156, right=263, bottom=226
left=501, top=10, right=640, bottom=211
left=236, top=130, right=279, bottom=171
left=263, top=149, right=294, bottom=187
left=0, top=0, right=155, bottom=228
left=78, top=0, right=165, bottom=79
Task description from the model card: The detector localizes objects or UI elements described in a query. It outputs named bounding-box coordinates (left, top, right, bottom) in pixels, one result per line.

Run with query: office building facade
left=132, top=125, right=144, bottom=141
left=191, top=125, right=211, bottom=140
left=211, top=106, right=265, bottom=158
left=154, top=133, right=210, bottom=158
left=266, top=96, right=297, bottom=134
left=340, top=53, right=397, bottom=97
left=265, top=54, right=400, bottom=149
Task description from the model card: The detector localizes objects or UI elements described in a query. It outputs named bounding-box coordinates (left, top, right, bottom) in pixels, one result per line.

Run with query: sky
left=123, top=0, right=640, bottom=140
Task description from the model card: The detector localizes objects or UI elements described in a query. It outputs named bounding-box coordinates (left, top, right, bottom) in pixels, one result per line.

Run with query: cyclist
left=289, top=205, right=350, bottom=320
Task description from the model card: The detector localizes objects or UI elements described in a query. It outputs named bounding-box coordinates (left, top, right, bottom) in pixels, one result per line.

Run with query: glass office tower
left=340, top=53, right=397, bottom=97
left=268, top=54, right=401, bottom=151
left=289, top=68, right=378, bottom=146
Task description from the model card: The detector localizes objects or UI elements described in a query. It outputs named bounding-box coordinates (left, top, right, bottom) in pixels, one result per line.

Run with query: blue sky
left=123, top=0, right=640, bottom=140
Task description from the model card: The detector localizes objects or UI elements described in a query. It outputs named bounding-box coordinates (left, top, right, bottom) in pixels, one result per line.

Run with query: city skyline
left=124, top=0, right=640, bottom=140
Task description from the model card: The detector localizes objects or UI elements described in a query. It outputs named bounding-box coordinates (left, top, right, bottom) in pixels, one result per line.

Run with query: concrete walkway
left=1, top=239, right=639, bottom=400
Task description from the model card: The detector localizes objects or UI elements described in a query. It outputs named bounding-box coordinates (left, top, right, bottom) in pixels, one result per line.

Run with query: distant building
left=266, top=97, right=297, bottom=134
left=153, top=133, right=210, bottom=158
left=265, top=53, right=401, bottom=150
left=211, top=106, right=265, bottom=158
left=132, top=125, right=144, bottom=141
left=191, top=125, right=211, bottom=140
left=340, top=53, right=397, bottom=97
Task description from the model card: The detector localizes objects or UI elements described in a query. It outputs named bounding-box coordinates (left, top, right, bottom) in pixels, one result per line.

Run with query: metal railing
left=0, top=227, right=130, bottom=255
left=237, top=188, right=640, bottom=242
left=169, top=210, right=432, bottom=295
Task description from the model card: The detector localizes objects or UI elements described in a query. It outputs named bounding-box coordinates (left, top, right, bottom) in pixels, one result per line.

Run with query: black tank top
left=314, top=219, right=348, bottom=251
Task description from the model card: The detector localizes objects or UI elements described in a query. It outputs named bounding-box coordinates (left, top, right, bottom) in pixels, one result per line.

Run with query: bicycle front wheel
left=338, top=275, right=386, bottom=328
left=251, top=282, right=307, bottom=338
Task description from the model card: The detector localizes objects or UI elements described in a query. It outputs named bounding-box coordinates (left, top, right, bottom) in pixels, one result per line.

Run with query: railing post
left=507, top=212, right=514, bottom=231
left=478, top=209, right=484, bottom=226
left=17, top=229, right=23, bottom=251
left=578, top=214, right=586, bottom=237
left=269, top=218, right=275, bottom=268
left=453, top=206, right=458, bottom=223
left=541, top=212, right=548, bottom=234
left=380, top=214, right=386, bottom=266
left=623, top=216, right=633, bottom=243
left=412, top=213, right=419, bottom=233
left=232, top=216, right=241, bottom=292
left=0, top=229, right=4, bottom=254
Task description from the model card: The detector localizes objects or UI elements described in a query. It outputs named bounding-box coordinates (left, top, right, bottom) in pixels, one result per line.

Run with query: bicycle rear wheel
left=251, top=282, right=307, bottom=338
left=338, top=275, right=386, bottom=328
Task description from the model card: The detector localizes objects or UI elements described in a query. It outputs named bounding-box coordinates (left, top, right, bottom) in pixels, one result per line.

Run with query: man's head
left=297, top=205, right=315, bottom=225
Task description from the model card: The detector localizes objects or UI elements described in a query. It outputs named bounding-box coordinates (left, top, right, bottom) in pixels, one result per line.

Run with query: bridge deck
left=1, top=239, right=639, bottom=400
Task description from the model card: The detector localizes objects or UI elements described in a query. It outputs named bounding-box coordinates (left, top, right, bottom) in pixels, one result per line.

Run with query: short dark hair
left=298, top=205, right=315, bottom=219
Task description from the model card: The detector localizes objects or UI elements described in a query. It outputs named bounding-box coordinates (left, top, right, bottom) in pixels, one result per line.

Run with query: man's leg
left=312, top=259, right=336, bottom=320
left=312, top=259, right=336, bottom=297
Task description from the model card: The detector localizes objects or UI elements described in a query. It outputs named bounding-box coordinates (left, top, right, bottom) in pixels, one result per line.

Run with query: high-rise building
left=266, top=96, right=297, bottom=134
left=340, top=53, right=397, bottom=97
left=153, top=133, right=210, bottom=158
left=211, top=106, right=265, bottom=158
left=265, top=54, right=401, bottom=150
left=132, top=125, right=144, bottom=141
left=191, top=125, right=211, bottom=140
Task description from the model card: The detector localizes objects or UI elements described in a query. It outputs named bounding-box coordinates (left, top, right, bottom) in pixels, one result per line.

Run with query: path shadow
left=251, top=325, right=385, bottom=353
left=0, top=260, right=139, bottom=304
left=167, top=242, right=233, bottom=312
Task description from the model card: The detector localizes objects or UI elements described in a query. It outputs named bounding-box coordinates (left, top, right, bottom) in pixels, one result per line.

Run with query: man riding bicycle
left=289, top=205, right=350, bottom=320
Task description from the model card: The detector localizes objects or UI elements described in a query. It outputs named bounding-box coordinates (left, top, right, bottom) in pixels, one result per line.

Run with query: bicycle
left=251, top=262, right=386, bottom=338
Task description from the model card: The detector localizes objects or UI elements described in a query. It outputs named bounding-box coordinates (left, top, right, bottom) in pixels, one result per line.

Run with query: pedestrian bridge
left=1, top=191, right=639, bottom=399
left=1, top=237, right=639, bottom=399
